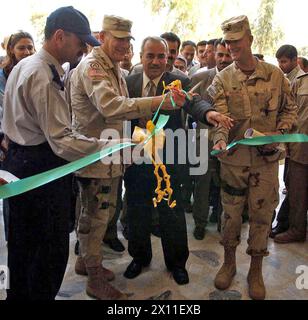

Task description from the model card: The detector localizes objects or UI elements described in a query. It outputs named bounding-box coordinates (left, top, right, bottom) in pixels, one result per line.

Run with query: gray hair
left=140, top=36, right=169, bottom=55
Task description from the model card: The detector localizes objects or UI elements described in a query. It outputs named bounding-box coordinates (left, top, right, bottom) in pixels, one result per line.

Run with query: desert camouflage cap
left=103, top=15, right=135, bottom=40
left=221, top=15, right=251, bottom=41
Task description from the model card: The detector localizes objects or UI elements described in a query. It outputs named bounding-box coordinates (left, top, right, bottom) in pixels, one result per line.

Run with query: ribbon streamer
left=0, top=115, right=170, bottom=200
left=0, top=142, right=133, bottom=200
left=211, top=133, right=308, bottom=156
left=0, top=83, right=188, bottom=201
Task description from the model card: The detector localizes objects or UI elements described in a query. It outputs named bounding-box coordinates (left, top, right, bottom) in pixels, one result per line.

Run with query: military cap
left=46, top=6, right=100, bottom=47
left=103, top=15, right=135, bottom=40
left=221, top=15, right=251, bottom=41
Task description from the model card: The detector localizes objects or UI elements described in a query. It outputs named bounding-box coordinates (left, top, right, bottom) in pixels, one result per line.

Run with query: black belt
left=9, top=140, right=50, bottom=151
left=6, top=139, right=68, bottom=176
left=221, top=180, right=247, bottom=197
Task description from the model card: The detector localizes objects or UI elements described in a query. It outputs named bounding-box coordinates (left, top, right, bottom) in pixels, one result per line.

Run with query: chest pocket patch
left=226, top=88, right=247, bottom=119
left=256, top=91, right=271, bottom=115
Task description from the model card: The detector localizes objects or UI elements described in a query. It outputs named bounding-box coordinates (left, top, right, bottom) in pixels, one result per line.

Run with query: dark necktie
left=145, top=80, right=156, bottom=97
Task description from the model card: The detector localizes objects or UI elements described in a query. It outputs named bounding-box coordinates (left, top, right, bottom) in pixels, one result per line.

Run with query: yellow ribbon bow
left=132, top=80, right=185, bottom=209
left=132, top=119, right=176, bottom=209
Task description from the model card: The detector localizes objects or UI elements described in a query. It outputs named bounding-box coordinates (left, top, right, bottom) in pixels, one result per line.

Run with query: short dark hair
left=207, top=38, right=218, bottom=46
left=197, top=40, right=207, bottom=47
left=254, top=53, right=264, bottom=60
left=181, top=40, right=197, bottom=50
left=214, top=38, right=226, bottom=49
left=276, top=45, right=298, bottom=60
left=298, top=56, right=308, bottom=68
left=160, top=32, right=181, bottom=50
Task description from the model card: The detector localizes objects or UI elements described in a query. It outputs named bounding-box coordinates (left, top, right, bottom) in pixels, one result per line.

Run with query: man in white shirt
left=3, top=6, right=117, bottom=301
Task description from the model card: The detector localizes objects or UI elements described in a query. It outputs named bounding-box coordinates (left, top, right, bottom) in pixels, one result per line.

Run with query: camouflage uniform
left=273, top=65, right=305, bottom=230
left=70, top=45, right=154, bottom=268
left=289, top=73, right=308, bottom=164
left=274, top=73, right=308, bottom=241
left=208, top=60, right=297, bottom=256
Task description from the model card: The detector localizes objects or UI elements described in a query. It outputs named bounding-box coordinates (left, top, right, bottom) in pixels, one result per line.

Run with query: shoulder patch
left=207, top=84, right=219, bottom=99
left=89, top=62, right=101, bottom=70
left=87, top=63, right=106, bottom=81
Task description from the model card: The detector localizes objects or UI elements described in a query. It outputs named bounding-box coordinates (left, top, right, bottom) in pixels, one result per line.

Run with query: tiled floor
left=0, top=166, right=307, bottom=300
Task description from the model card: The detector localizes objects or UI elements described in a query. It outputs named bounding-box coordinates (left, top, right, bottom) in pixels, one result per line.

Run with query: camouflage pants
left=77, top=177, right=120, bottom=267
left=220, top=162, right=279, bottom=256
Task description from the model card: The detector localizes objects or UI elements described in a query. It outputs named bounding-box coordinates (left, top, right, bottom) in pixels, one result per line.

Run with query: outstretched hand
left=206, top=111, right=234, bottom=129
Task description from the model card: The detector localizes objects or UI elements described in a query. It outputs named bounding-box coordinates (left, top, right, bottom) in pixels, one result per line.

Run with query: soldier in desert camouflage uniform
left=70, top=15, right=187, bottom=300
left=208, top=15, right=297, bottom=300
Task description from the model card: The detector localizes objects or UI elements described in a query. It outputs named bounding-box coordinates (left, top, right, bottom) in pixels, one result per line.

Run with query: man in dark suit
left=123, top=36, right=233, bottom=285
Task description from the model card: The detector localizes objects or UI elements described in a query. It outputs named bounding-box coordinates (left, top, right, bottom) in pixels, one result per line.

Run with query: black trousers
left=276, top=159, right=290, bottom=227
left=3, top=141, right=71, bottom=300
left=124, top=162, right=189, bottom=270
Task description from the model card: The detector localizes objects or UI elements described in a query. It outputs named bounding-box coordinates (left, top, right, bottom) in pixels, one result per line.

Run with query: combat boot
left=86, top=266, right=127, bottom=300
left=214, top=247, right=236, bottom=290
left=75, top=257, right=115, bottom=281
left=247, top=256, right=266, bottom=300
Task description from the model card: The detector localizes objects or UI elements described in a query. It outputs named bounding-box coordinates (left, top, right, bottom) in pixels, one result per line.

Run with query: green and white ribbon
left=211, top=133, right=308, bottom=156
left=0, top=114, right=170, bottom=200
left=0, top=85, right=180, bottom=200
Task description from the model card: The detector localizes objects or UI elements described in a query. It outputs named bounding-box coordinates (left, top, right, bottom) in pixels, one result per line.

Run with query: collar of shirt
left=142, top=72, right=163, bottom=95
left=93, top=46, right=118, bottom=71
left=287, top=65, right=304, bottom=83
left=37, top=48, right=65, bottom=78
left=233, top=59, right=268, bottom=82
left=93, top=46, right=123, bottom=84
left=195, top=66, right=208, bottom=75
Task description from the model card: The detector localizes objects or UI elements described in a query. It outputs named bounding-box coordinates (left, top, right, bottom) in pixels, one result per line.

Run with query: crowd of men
left=0, top=6, right=307, bottom=301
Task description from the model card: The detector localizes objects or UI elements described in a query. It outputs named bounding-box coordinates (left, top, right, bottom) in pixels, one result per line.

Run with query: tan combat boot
left=86, top=266, right=127, bottom=300
left=75, top=257, right=115, bottom=281
left=214, top=247, right=236, bottom=290
left=247, top=256, right=266, bottom=300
